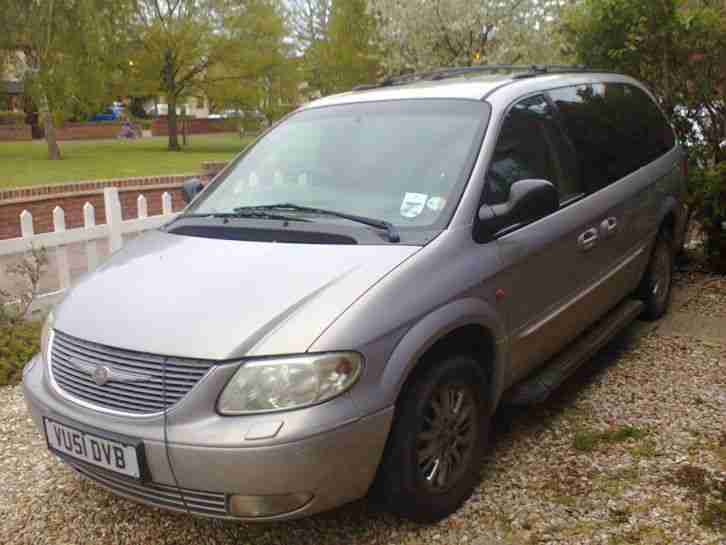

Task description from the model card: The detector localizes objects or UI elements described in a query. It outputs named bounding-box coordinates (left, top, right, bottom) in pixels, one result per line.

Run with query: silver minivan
left=23, top=66, right=688, bottom=522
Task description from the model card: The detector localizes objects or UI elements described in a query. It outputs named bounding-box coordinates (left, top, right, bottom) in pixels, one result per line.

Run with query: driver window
left=485, top=94, right=582, bottom=205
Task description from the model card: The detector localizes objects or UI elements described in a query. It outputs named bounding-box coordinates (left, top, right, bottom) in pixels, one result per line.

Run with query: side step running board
left=502, top=298, right=644, bottom=406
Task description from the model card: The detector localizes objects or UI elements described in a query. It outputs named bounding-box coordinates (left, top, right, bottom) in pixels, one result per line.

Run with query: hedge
left=0, top=111, right=26, bottom=126
left=0, top=320, right=41, bottom=387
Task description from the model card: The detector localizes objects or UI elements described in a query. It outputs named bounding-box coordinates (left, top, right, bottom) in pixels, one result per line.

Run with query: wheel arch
left=656, top=195, right=684, bottom=249
left=380, top=298, right=508, bottom=417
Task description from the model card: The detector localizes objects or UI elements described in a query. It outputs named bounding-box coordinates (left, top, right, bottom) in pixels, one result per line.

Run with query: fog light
left=227, top=492, right=313, bottom=517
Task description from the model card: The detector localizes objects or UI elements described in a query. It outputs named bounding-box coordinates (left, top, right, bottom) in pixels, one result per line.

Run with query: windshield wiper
left=181, top=211, right=310, bottom=222
left=234, top=204, right=401, bottom=243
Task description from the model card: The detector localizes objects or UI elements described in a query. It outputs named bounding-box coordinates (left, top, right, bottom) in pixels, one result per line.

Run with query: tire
left=637, top=231, right=674, bottom=321
left=373, top=355, right=489, bottom=523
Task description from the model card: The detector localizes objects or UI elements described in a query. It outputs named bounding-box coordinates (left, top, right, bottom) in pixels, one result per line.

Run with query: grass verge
left=0, top=134, right=251, bottom=188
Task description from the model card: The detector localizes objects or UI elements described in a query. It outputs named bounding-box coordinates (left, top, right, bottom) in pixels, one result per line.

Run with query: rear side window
left=549, top=83, right=675, bottom=192
left=485, top=94, right=583, bottom=204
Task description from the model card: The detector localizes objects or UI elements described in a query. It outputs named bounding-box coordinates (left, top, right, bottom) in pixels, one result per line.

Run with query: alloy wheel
left=651, top=244, right=672, bottom=308
left=416, top=383, right=477, bottom=492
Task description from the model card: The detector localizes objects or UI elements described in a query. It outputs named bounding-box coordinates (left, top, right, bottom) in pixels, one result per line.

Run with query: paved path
left=0, top=233, right=139, bottom=316
left=632, top=278, right=726, bottom=345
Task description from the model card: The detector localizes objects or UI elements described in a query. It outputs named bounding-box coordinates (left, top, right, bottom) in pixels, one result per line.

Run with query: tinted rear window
left=549, top=83, right=676, bottom=192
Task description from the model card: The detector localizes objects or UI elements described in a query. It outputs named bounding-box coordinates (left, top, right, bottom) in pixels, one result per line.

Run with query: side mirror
left=181, top=178, right=204, bottom=204
left=477, top=179, right=559, bottom=241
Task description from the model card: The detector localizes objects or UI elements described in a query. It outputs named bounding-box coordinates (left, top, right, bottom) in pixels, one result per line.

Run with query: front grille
left=50, top=330, right=214, bottom=415
left=66, top=457, right=228, bottom=518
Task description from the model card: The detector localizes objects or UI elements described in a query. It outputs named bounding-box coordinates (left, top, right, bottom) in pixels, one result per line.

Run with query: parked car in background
left=23, top=66, right=687, bottom=524
left=91, top=104, right=123, bottom=122
left=208, top=109, right=242, bottom=119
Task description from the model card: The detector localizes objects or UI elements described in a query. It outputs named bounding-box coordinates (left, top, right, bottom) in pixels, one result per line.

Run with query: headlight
left=40, top=311, right=54, bottom=365
left=217, top=352, right=363, bottom=415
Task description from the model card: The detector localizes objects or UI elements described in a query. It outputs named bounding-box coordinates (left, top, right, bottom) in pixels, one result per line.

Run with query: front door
left=483, top=94, right=599, bottom=385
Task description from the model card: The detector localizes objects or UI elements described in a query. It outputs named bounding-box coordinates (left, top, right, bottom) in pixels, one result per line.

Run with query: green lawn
left=0, top=134, right=252, bottom=188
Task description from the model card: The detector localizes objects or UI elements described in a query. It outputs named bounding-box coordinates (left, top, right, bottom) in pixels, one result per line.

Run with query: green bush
left=0, top=320, right=42, bottom=386
left=689, top=164, right=726, bottom=272
left=0, top=111, right=26, bottom=126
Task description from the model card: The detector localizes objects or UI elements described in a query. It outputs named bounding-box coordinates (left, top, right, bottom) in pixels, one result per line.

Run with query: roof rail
left=352, top=64, right=598, bottom=91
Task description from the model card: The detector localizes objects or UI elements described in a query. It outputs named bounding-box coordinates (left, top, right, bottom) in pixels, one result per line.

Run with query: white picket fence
left=0, top=187, right=177, bottom=294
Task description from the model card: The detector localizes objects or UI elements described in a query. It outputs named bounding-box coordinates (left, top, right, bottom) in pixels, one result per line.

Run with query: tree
left=288, top=0, right=332, bottom=50
left=126, top=0, right=229, bottom=151
left=0, top=0, right=129, bottom=160
left=127, top=0, right=297, bottom=149
left=490, top=0, right=577, bottom=65
left=205, top=0, right=301, bottom=124
left=561, top=0, right=726, bottom=164
left=562, top=0, right=726, bottom=267
left=313, top=0, right=381, bottom=94
left=370, top=0, right=572, bottom=74
left=676, top=3, right=726, bottom=163
left=561, top=1, right=681, bottom=113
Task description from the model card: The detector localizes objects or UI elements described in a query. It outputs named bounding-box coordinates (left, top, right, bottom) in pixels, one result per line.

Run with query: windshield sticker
left=427, top=196, right=446, bottom=212
left=400, top=192, right=428, bottom=218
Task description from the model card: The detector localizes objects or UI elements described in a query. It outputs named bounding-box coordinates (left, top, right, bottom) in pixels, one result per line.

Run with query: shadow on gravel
left=208, top=323, right=646, bottom=541
left=54, top=322, right=649, bottom=545
left=491, top=321, right=644, bottom=454
left=202, top=323, right=648, bottom=543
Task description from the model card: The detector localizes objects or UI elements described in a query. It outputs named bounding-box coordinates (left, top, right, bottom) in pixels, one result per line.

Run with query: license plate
left=44, top=418, right=142, bottom=479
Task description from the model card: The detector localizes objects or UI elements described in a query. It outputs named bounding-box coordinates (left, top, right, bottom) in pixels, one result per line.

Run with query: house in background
left=1, top=51, right=27, bottom=112
left=1, top=80, right=24, bottom=112
left=142, top=95, right=210, bottom=118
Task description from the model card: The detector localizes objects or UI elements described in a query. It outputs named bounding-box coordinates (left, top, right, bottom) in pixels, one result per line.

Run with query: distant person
left=117, top=116, right=140, bottom=139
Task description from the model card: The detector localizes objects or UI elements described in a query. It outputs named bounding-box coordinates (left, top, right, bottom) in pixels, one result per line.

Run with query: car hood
left=54, top=230, right=420, bottom=360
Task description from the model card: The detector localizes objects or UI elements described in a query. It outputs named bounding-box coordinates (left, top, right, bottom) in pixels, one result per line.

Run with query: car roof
left=301, top=70, right=645, bottom=110
left=304, top=75, right=516, bottom=108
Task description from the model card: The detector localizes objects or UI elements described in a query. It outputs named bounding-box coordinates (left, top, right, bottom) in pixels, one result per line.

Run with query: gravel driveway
left=1, top=273, right=724, bottom=545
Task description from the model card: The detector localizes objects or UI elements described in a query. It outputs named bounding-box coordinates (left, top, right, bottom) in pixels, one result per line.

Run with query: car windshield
left=187, top=100, right=490, bottom=241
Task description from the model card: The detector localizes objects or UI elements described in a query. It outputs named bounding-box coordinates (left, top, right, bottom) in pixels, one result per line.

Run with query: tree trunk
left=39, top=95, right=61, bottom=160
left=167, top=95, right=180, bottom=151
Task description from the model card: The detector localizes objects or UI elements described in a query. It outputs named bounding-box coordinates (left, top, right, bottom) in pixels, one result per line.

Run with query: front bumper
left=22, top=354, right=393, bottom=521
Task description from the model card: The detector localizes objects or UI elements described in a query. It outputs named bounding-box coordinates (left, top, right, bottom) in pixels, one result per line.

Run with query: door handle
left=578, top=228, right=599, bottom=251
left=600, top=217, right=618, bottom=238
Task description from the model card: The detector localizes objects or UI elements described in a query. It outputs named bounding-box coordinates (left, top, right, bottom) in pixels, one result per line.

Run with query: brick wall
left=55, top=122, right=123, bottom=141
left=0, top=175, right=204, bottom=240
left=151, top=117, right=238, bottom=137
left=0, top=157, right=234, bottom=240
left=0, top=125, right=32, bottom=141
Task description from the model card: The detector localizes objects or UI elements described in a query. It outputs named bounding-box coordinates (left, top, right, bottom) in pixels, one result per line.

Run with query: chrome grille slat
left=67, top=459, right=228, bottom=517
left=54, top=374, right=171, bottom=408
left=53, top=342, right=205, bottom=381
left=51, top=330, right=215, bottom=415
left=55, top=331, right=167, bottom=363
left=55, top=393, right=154, bottom=413
left=53, top=356, right=192, bottom=393
left=55, top=331, right=209, bottom=370
left=55, top=374, right=181, bottom=408
left=53, top=381, right=164, bottom=412
left=84, top=469, right=219, bottom=507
